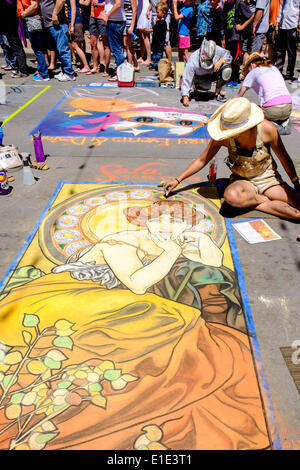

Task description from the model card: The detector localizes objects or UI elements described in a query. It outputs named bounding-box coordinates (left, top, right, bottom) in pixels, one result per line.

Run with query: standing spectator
left=223, top=0, right=242, bottom=86
left=206, top=0, right=225, bottom=46
left=274, top=0, right=300, bottom=81
left=149, top=1, right=167, bottom=69
left=88, top=0, right=111, bottom=75
left=235, top=0, right=255, bottom=63
left=147, top=0, right=172, bottom=62
left=67, top=0, right=90, bottom=72
left=17, top=0, right=50, bottom=81
left=0, top=34, right=17, bottom=71
left=0, top=0, right=28, bottom=78
left=103, top=0, right=126, bottom=80
left=251, top=0, right=270, bottom=53
left=123, top=0, right=139, bottom=71
left=173, top=0, right=194, bottom=63
left=196, top=0, right=211, bottom=47
left=40, top=0, right=76, bottom=81
left=264, top=0, right=281, bottom=62
left=137, top=0, right=152, bottom=64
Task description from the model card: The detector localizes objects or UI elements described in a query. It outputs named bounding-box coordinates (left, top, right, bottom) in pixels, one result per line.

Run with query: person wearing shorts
left=173, top=0, right=194, bottom=63
left=66, top=0, right=90, bottom=73
left=164, top=97, right=300, bottom=221
left=123, top=0, right=139, bottom=71
left=89, top=0, right=110, bottom=75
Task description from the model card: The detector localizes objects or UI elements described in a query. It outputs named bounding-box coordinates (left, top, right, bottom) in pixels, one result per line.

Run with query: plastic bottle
left=0, top=121, right=3, bottom=146
left=32, top=130, right=45, bottom=162
left=0, top=169, right=12, bottom=195
left=131, top=32, right=137, bottom=40
left=208, top=157, right=217, bottom=183
left=23, top=156, right=36, bottom=186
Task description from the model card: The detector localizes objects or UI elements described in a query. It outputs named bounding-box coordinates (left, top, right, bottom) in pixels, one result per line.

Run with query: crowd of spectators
left=0, top=0, right=299, bottom=83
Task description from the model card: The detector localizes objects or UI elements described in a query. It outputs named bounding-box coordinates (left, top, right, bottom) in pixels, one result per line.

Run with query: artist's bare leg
left=224, top=180, right=300, bottom=219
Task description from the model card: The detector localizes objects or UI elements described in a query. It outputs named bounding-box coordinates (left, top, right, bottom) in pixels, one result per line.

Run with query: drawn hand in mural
left=73, top=202, right=222, bottom=295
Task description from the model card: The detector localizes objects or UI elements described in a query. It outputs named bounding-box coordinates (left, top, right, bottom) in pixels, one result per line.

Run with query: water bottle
left=0, top=121, right=3, bottom=146
left=208, top=157, right=217, bottom=183
left=0, top=169, right=12, bottom=195
left=23, top=156, right=36, bottom=186
left=32, top=130, right=45, bottom=162
left=131, top=32, right=137, bottom=40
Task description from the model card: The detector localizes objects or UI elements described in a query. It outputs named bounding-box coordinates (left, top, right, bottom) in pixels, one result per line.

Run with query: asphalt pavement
left=0, top=52, right=300, bottom=452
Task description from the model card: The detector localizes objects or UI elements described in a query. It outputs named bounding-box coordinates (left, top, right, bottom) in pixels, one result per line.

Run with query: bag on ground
left=116, top=62, right=135, bottom=87
left=0, top=145, right=23, bottom=172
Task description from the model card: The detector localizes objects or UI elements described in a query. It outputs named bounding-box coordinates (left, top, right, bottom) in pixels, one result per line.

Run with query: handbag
left=0, top=145, right=24, bottom=172
left=25, top=15, right=43, bottom=33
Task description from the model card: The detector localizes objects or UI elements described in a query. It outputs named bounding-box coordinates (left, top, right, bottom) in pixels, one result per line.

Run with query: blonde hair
left=241, top=53, right=271, bottom=78
left=155, top=2, right=168, bottom=14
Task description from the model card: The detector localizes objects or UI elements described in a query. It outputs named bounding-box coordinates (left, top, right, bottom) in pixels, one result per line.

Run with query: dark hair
left=124, top=200, right=204, bottom=227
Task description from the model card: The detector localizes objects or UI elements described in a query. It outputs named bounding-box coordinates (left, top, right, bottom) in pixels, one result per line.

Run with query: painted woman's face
left=146, top=214, right=188, bottom=240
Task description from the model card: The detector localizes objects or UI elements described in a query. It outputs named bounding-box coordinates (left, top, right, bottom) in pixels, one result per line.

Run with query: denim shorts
left=89, top=16, right=107, bottom=36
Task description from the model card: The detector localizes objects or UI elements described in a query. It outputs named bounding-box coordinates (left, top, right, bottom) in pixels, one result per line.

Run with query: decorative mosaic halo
left=39, top=184, right=226, bottom=265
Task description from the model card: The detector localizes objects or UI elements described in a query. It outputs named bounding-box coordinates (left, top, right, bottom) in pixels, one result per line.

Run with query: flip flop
left=108, top=75, right=117, bottom=82
left=86, top=69, right=98, bottom=75
left=102, top=72, right=109, bottom=77
left=31, top=161, right=49, bottom=170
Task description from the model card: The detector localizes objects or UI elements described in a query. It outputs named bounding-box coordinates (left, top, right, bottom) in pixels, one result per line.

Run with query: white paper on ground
left=232, top=218, right=281, bottom=244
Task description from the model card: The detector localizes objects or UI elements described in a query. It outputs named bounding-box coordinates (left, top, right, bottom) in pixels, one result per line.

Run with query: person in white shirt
left=274, top=0, right=300, bottom=80
left=181, top=39, right=232, bottom=106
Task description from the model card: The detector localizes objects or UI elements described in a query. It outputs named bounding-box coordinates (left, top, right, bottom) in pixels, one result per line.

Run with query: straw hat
left=207, top=97, right=264, bottom=141
left=241, top=52, right=265, bottom=77
left=199, top=39, right=216, bottom=70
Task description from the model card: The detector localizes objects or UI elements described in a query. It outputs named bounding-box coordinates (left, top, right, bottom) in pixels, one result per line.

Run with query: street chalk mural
left=29, top=87, right=210, bottom=140
left=0, top=183, right=277, bottom=450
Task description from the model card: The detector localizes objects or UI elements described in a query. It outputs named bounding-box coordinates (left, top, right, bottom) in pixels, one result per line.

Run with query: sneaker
left=32, top=73, right=50, bottom=82
left=54, top=71, right=64, bottom=80
left=216, top=93, right=227, bottom=102
left=11, top=71, right=28, bottom=78
left=56, top=73, right=76, bottom=81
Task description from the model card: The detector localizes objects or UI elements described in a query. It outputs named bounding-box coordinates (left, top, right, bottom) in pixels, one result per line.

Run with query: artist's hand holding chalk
left=164, top=179, right=180, bottom=197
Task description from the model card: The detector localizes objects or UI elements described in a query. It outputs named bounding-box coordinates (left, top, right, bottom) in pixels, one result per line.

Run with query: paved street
left=0, top=51, right=300, bottom=452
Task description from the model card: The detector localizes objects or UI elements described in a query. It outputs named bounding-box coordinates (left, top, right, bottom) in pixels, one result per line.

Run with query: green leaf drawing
left=23, top=314, right=40, bottom=328
left=53, top=336, right=73, bottom=350
left=103, top=369, right=122, bottom=381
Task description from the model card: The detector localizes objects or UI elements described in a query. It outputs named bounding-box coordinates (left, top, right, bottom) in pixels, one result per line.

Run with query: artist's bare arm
left=262, top=120, right=300, bottom=191
left=236, top=85, right=249, bottom=97
left=164, top=139, right=224, bottom=194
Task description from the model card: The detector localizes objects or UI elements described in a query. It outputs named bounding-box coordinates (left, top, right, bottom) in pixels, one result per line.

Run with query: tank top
left=226, top=124, right=276, bottom=178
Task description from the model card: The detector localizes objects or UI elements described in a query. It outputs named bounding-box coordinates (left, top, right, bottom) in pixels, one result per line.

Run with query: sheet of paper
left=233, top=219, right=281, bottom=244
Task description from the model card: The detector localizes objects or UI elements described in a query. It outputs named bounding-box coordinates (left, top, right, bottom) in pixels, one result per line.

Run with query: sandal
left=108, top=75, right=117, bottom=81
left=102, top=72, right=109, bottom=77
left=86, top=69, right=98, bottom=75
left=31, top=160, right=49, bottom=170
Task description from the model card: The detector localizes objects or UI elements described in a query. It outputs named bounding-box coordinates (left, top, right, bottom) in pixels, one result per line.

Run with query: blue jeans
left=48, top=23, right=74, bottom=77
left=27, top=30, right=49, bottom=78
left=0, top=34, right=17, bottom=69
left=107, top=21, right=125, bottom=68
left=151, top=51, right=163, bottom=68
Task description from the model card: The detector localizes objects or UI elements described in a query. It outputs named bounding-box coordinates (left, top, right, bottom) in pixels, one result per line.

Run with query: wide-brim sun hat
left=241, top=52, right=264, bottom=78
left=207, top=97, right=264, bottom=141
left=200, top=39, right=216, bottom=70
